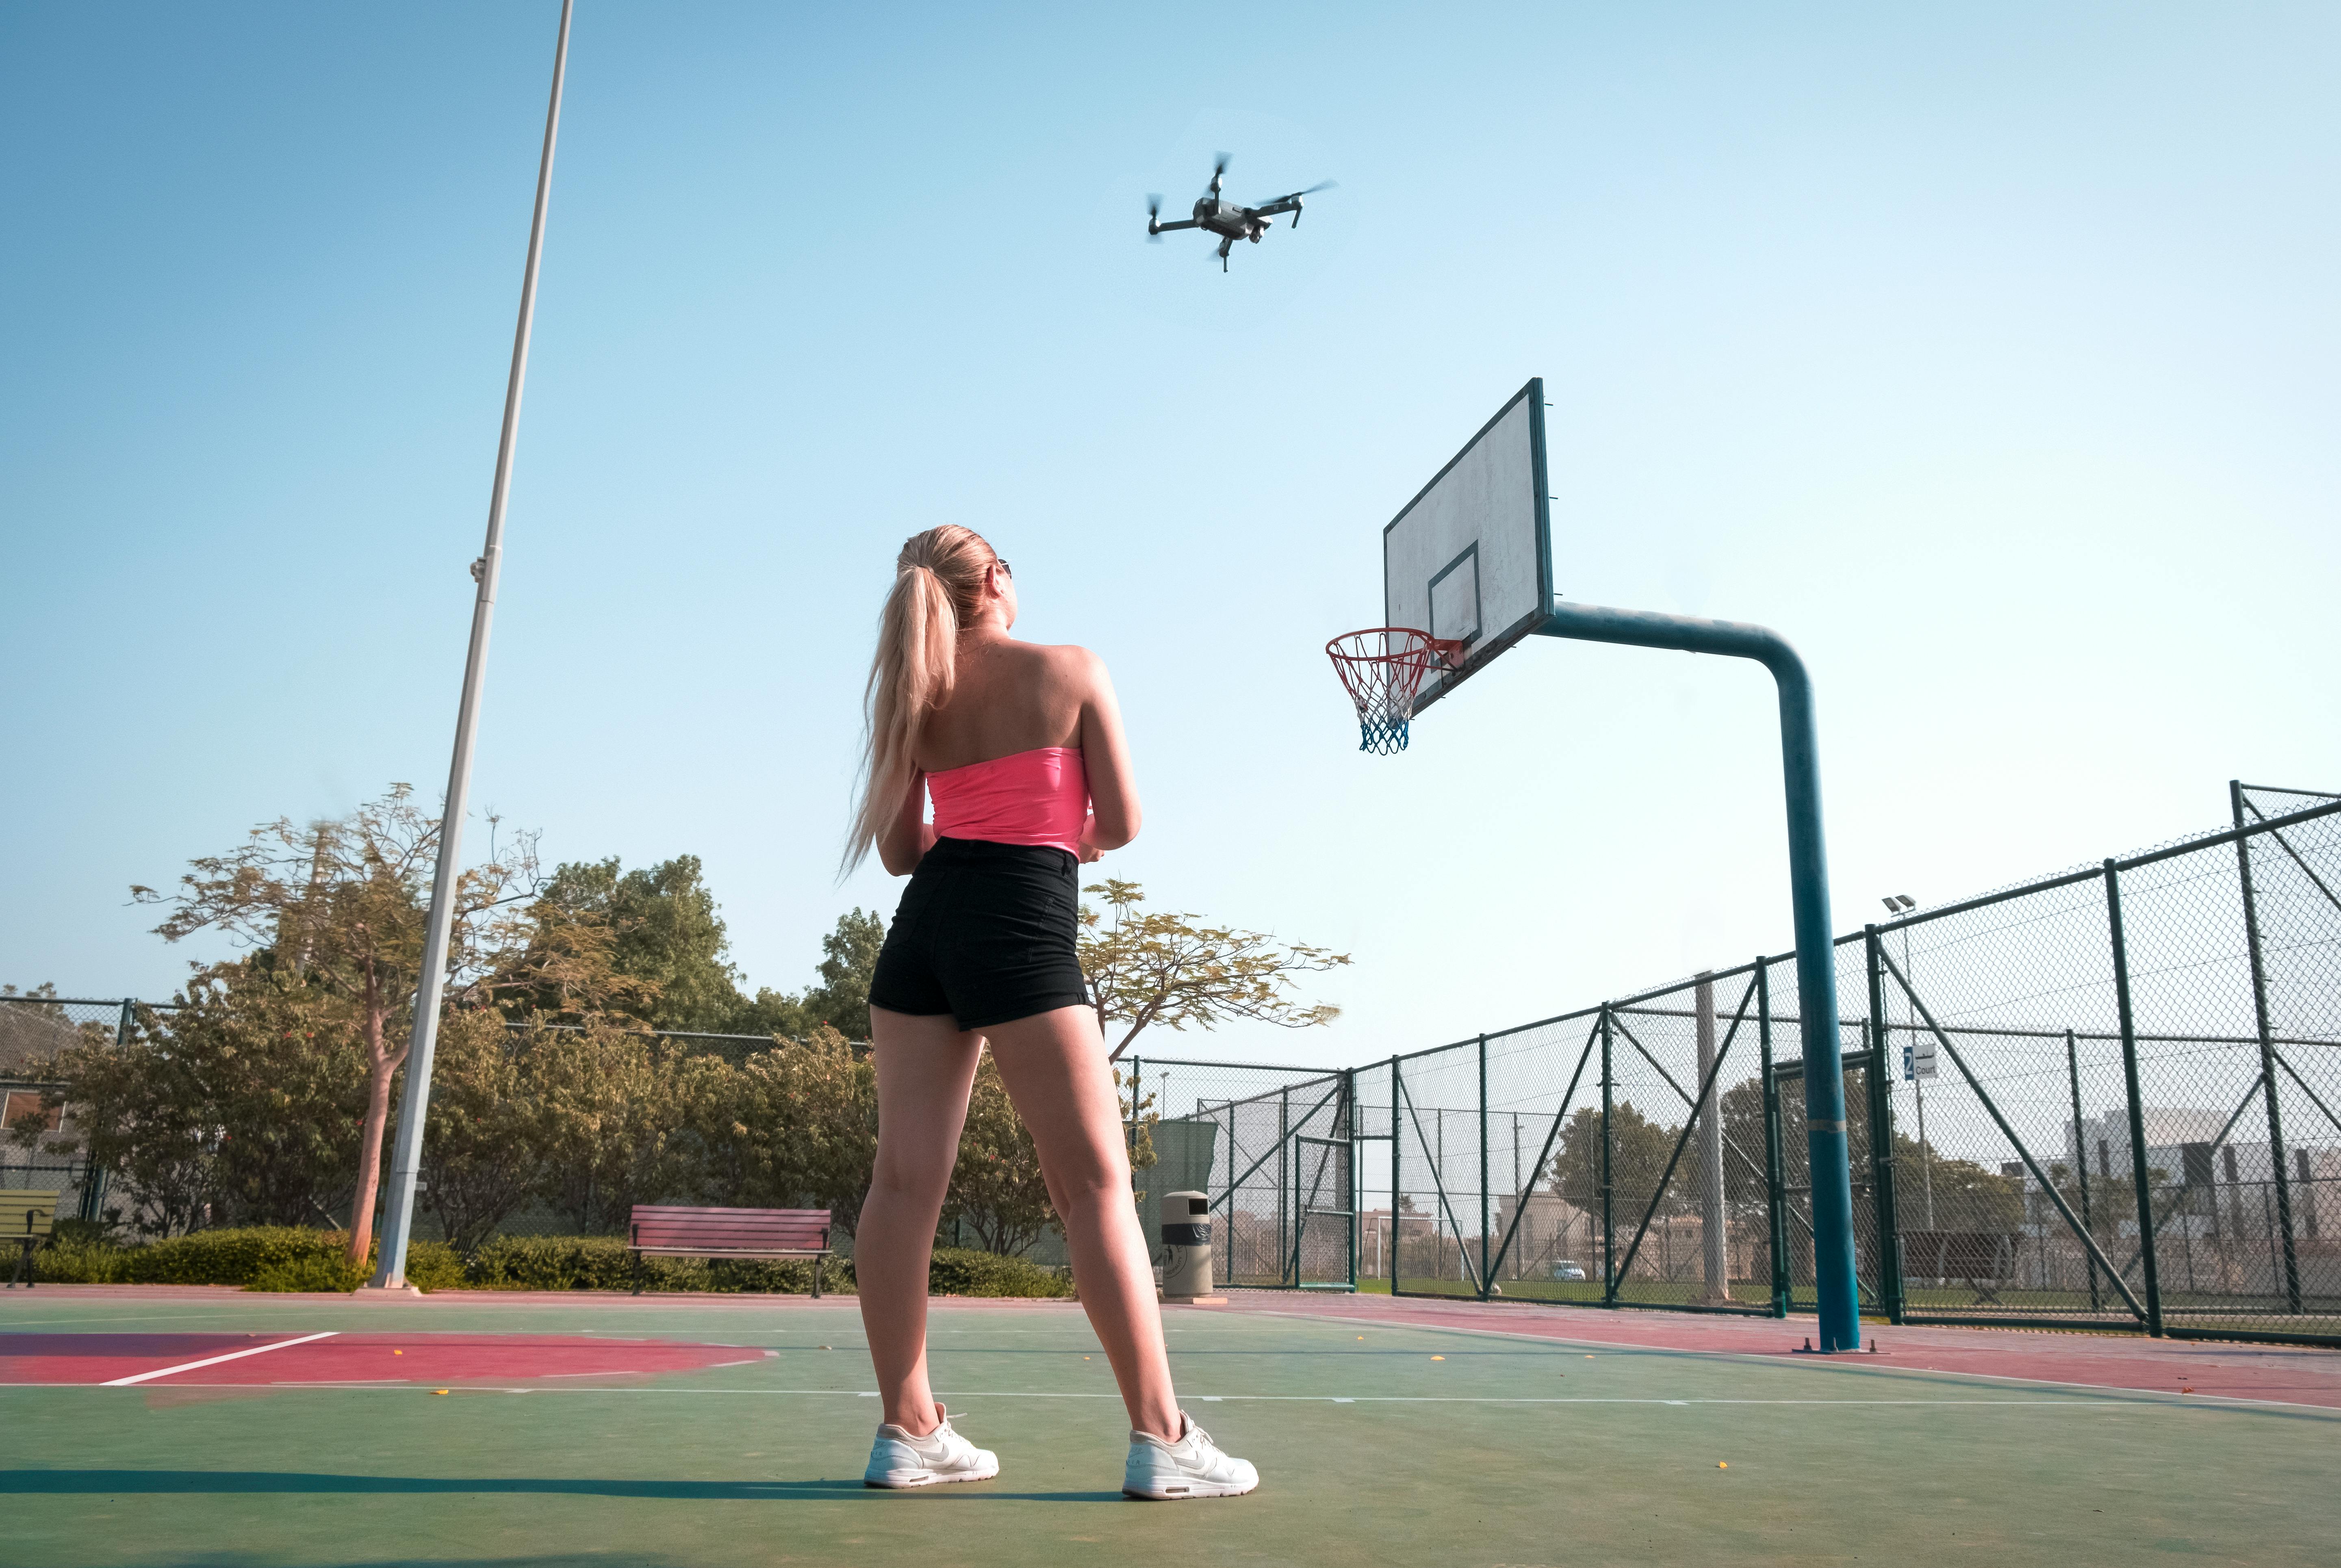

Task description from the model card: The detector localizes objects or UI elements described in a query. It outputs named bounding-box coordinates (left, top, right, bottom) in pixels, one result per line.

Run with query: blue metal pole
left=1533, top=601, right=1858, bottom=1350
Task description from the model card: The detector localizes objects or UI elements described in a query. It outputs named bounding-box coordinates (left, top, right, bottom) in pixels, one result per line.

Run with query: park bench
left=4, top=1190, right=58, bottom=1289
left=627, top=1204, right=833, bottom=1297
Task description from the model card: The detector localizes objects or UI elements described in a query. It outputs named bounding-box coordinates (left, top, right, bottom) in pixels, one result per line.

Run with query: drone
left=1146, top=154, right=1336, bottom=271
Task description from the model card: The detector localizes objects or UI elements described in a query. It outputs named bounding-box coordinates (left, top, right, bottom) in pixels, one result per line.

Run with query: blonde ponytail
left=844, top=525, right=1002, bottom=873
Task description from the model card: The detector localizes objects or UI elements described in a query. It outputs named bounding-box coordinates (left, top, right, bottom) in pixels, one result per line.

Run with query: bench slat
left=1, top=1191, right=60, bottom=1238
left=625, top=1202, right=835, bottom=1298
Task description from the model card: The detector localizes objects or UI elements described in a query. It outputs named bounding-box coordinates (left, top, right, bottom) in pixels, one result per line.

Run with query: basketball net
left=1326, top=628, right=1467, bottom=755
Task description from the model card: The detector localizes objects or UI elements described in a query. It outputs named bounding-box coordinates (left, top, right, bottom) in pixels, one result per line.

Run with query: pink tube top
left=925, top=746, right=1091, bottom=856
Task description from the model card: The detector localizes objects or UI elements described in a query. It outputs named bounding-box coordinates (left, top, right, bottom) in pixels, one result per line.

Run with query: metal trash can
left=1159, top=1190, right=1221, bottom=1301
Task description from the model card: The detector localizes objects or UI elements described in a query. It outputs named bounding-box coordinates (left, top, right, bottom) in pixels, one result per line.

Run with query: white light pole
left=369, top=0, right=575, bottom=1291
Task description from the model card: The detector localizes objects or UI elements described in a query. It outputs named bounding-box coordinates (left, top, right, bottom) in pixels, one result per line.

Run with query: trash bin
left=1159, top=1190, right=1222, bottom=1302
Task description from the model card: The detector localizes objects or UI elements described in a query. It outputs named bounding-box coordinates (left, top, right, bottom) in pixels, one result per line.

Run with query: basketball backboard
left=1381, top=377, right=1551, bottom=713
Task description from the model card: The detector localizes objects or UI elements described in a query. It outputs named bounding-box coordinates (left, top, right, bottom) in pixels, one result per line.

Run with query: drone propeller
left=1207, top=152, right=1230, bottom=197
left=1146, top=193, right=1164, bottom=240
left=1259, top=178, right=1336, bottom=228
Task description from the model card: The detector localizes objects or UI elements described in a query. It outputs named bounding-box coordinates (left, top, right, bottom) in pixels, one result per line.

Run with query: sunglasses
left=995, top=557, right=1013, bottom=579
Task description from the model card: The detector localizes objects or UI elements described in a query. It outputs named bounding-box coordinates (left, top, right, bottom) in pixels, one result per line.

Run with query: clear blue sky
left=4, top=2, right=2335, bottom=1072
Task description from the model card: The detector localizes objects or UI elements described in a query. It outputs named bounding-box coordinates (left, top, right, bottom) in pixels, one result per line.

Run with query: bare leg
left=983, top=1004, right=1181, bottom=1441
left=859, top=1006, right=981, bottom=1437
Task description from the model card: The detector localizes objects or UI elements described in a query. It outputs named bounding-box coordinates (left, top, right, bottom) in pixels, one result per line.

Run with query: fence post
left=2067, top=1028, right=2102, bottom=1312
left=77, top=998, right=137, bottom=1223
left=1600, top=1005, right=1615, bottom=1304
left=1759, top=962, right=1789, bottom=1316
left=1389, top=1055, right=1403, bottom=1296
left=1863, top=928, right=1904, bottom=1324
left=2106, top=859, right=2165, bottom=1337
left=2231, top=781, right=2303, bottom=1314
left=1277, top=1086, right=1291, bottom=1288
left=1477, top=1033, right=1491, bottom=1300
left=1344, top=1068, right=1360, bottom=1291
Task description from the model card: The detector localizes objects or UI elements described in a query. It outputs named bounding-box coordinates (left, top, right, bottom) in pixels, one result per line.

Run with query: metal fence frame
left=1131, top=784, right=2341, bottom=1348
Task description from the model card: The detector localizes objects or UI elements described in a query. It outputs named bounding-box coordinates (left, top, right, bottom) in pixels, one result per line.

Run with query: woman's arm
left=875, top=768, right=937, bottom=876
left=1076, top=651, right=1141, bottom=852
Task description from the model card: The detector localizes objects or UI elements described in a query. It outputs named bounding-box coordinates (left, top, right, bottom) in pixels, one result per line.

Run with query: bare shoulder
left=1026, top=640, right=1110, bottom=692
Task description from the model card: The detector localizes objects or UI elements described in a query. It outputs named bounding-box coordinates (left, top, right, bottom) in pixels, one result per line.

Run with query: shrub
left=927, top=1246, right=1074, bottom=1299
left=465, top=1235, right=851, bottom=1295
left=404, top=1238, right=467, bottom=1293
left=121, top=1225, right=359, bottom=1286
left=247, top=1252, right=367, bottom=1293
left=26, top=1225, right=1065, bottom=1297
left=29, top=1236, right=127, bottom=1284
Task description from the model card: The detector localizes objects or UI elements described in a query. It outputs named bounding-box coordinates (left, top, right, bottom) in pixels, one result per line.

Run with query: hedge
left=24, top=1228, right=1074, bottom=1297
left=29, top=1227, right=466, bottom=1292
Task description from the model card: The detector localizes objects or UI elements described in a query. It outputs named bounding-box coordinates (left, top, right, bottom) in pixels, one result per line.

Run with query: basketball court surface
left=4, top=1286, right=2334, bottom=1568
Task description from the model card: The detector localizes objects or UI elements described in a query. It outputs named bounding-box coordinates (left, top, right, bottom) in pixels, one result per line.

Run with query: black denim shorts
left=867, top=837, right=1091, bottom=1031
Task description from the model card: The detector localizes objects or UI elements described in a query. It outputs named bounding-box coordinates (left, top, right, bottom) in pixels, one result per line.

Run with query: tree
left=131, top=786, right=546, bottom=1264
left=1548, top=1101, right=1686, bottom=1231
left=797, top=909, right=884, bottom=1041
left=532, top=856, right=740, bottom=1032
left=1891, top=1130, right=2025, bottom=1234
left=723, top=1025, right=880, bottom=1233
left=1078, top=880, right=1349, bottom=1061
left=523, top=1023, right=706, bottom=1235
left=26, top=1002, right=228, bottom=1237
left=416, top=1008, right=551, bottom=1250
left=726, top=909, right=887, bottom=1042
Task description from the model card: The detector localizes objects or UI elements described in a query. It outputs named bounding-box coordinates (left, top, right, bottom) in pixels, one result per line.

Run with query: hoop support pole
left=1533, top=600, right=1858, bottom=1351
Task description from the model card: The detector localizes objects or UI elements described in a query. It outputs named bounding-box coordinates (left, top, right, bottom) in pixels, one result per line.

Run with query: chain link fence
left=1130, top=782, right=2340, bottom=1347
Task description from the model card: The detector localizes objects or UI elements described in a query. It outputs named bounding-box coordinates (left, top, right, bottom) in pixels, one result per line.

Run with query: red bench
left=627, top=1205, right=835, bottom=1297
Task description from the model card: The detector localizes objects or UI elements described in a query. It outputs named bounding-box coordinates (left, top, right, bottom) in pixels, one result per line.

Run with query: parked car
left=1551, top=1260, right=1587, bottom=1282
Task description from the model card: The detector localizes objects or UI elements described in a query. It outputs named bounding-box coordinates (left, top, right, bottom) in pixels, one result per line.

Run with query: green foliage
left=1894, top=1130, right=2027, bottom=1233
left=464, top=1234, right=849, bottom=1294
left=23, top=1225, right=1069, bottom=1296
left=247, top=1251, right=368, bottom=1293
left=726, top=909, right=886, bottom=1041
left=26, top=1236, right=127, bottom=1284
left=45, top=1217, right=116, bottom=1248
left=418, top=1007, right=550, bottom=1249
left=535, top=856, right=740, bottom=1032
left=404, top=1239, right=469, bottom=1292
left=127, top=787, right=554, bottom=1266
left=926, top=1246, right=1074, bottom=1298
left=796, top=909, right=884, bottom=1041
left=690, top=1025, right=879, bottom=1234
left=120, top=1225, right=362, bottom=1286
left=1549, top=1101, right=1685, bottom=1217
left=1078, top=879, right=1349, bottom=1059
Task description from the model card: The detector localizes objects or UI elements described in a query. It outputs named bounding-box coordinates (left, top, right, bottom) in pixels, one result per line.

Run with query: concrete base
left=353, top=1283, right=426, bottom=1300
left=1160, top=1294, right=1228, bottom=1305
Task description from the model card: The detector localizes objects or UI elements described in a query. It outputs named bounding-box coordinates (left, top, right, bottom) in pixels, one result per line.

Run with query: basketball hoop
left=1326, top=628, right=1468, bottom=755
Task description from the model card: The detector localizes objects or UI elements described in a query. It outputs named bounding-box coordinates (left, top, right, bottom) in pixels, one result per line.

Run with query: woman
left=845, top=524, right=1257, bottom=1501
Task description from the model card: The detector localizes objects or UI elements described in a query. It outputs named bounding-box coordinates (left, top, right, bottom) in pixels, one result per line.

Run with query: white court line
left=98, top=1331, right=338, bottom=1386
left=542, top=1370, right=642, bottom=1378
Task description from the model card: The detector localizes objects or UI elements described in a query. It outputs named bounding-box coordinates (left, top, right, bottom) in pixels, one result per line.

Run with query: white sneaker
left=1123, top=1411, right=1259, bottom=1500
left=863, top=1404, right=1000, bottom=1488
